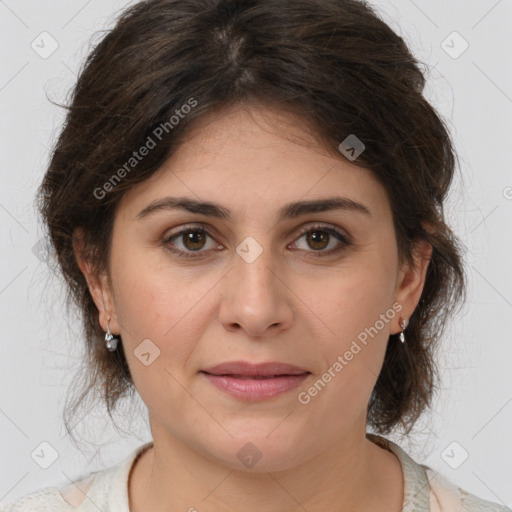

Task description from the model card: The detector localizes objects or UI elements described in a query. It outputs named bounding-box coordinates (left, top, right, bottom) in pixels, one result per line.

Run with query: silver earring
left=399, top=317, right=408, bottom=344
left=105, top=320, right=119, bottom=351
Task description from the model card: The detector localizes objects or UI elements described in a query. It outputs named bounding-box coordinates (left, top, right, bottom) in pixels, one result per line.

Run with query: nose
left=218, top=242, right=293, bottom=338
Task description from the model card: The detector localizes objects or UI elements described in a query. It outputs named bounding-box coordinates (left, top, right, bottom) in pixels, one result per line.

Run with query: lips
left=201, top=361, right=309, bottom=378
left=200, top=361, right=310, bottom=401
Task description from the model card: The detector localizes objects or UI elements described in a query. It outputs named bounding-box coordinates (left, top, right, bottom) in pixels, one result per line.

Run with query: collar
left=367, top=433, right=431, bottom=511
left=104, top=435, right=432, bottom=512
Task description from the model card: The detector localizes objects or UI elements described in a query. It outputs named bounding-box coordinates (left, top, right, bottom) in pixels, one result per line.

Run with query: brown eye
left=181, top=230, right=207, bottom=251
left=163, top=227, right=220, bottom=258
left=291, top=225, right=351, bottom=256
left=305, top=230, right=330, bottom=251
left=163, top=224, right=350, bottom=260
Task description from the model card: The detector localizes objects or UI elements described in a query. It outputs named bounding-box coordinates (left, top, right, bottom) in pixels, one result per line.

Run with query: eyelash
left=162, top=224, right=351, bottom=259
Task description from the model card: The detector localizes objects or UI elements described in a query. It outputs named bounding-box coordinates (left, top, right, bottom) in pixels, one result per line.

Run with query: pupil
left=308, top=231, right=328, bottom=250
left=181, top=230, right=330, bottom=252
left=184, top=231, right=205, bottom=250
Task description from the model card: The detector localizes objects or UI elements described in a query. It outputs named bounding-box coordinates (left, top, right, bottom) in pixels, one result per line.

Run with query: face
left=78, top=103, right=430, bottom=472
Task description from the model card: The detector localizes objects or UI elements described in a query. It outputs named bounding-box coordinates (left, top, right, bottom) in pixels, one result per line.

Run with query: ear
left=392, top=236, right=433, bottom=334
left=72, top=228, right=120, bottom=335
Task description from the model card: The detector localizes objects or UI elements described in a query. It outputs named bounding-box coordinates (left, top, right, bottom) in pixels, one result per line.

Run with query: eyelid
left=162, top=221, right=351, bottom=258
left=162, top=223, right=222, bottom=247
left=293, top=223, right=351, bottom=245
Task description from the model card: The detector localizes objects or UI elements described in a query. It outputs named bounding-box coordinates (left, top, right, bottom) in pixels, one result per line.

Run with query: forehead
left=118, top=104, right=391, bottom=224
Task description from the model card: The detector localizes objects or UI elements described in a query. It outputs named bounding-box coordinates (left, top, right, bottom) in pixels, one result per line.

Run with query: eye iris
left=176, top=228, right=335, bottom=253
left=307, top=230, right=329, bottom=250
left=183, top=231, right=206, bottom=250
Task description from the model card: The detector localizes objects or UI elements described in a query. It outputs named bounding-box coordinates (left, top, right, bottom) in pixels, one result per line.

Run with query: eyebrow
left=136, top=196, right=372, bottom=222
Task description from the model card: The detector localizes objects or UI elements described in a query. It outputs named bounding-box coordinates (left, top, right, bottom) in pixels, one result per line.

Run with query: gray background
left=1, top=0, right=511, bottom=507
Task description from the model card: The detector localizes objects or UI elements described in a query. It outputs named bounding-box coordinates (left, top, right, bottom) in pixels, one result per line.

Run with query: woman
left=2, top=0, right=509, bottom=511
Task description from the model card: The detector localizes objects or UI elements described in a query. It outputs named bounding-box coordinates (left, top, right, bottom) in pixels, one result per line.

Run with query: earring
left=105, top=318, right=119, bottom=351
left=398, top=317, right=408, bottom=344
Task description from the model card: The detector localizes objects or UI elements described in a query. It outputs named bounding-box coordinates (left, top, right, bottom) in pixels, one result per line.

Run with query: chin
left=202, top=431, right=311, bottom=473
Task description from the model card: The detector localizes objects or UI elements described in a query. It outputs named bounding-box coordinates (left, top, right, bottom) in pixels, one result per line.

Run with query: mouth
left=204, top=374, right=302, bottom=379
left=202, top=360, right=309, bottom=377
left=200, top=361, right=311, bottom=401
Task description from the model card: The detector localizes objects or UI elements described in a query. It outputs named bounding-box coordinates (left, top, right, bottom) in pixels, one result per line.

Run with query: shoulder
left=0, top=473, right=96, bottom=511
left=367, top=434, right=511, bottom=512
left=1, top=441, right=153, bottom=512
left=0, top=486, right=76, bottom=511
left=425, top=466, right=511, bottom=512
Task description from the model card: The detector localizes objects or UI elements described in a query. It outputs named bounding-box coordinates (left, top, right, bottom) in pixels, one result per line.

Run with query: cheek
left=111, top=261, right=203, bottom=417
left=299, top=264, right=394, bottom=401
left=305, top=262, right=394, bottom=344
left=112, top=247, right=190, bottom=338
left=113, top=270, right=168, bottom=342
left=111, top=253, right=213, bottom=373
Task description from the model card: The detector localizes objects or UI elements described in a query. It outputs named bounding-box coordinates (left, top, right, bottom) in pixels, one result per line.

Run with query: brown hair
left=37, top=0, right=466, bottom=443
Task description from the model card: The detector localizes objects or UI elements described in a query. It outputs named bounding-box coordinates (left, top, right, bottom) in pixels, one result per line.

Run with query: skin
left=74, top=103, right=432, bottom=512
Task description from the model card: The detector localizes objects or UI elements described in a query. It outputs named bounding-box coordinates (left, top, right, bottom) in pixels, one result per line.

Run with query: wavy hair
left=37, top=0, right=466, bottom=443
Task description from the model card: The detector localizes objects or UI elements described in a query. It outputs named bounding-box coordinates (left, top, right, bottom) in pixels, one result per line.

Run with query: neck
left=129, top=430, right=404, bottom=512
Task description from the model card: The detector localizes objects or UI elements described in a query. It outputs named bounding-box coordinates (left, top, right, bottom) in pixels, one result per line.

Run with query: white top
left=2, top=434, right=510, bottom=511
